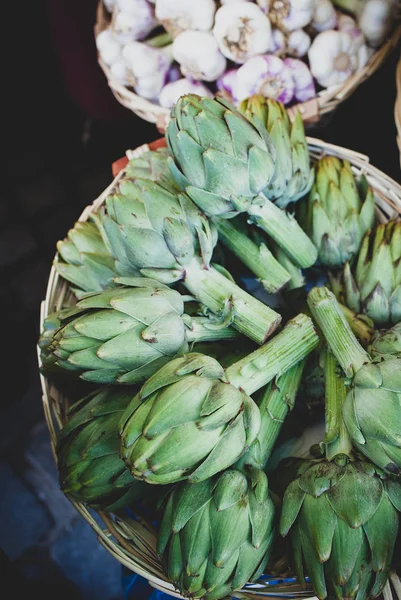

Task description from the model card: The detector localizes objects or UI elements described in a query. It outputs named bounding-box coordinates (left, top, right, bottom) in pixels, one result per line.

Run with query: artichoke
left=166, top=94, right=317, bottom=269
left=119, top=313, right=319, bottom=484
left=341, top=220, right=401, bottom=326
left=124, top=147, right=177, bottom=189
left=41, top=278, right=239, bottom=385
left=369, top=322, right=401, bottom=360
left=101, top=172, right=281, bottom=344
left=156, top=362, right=305, bottom=600
left=55, top=215, right=128, bottom=298
left=307, top=286, right=401, bottom=477
left=298, top=156, right=375, bottom=268
left=280, top=456, right=401, bottom=600
left=57, top=386, right=152, bottom=512
left=240, top=95, right=314, bottom=208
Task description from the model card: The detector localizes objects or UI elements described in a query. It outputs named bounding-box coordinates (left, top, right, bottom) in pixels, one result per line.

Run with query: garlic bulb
left=308, top=29, right=369, bottom=88
left=159, top=78, right=213, bottom=108
left=103, top=0, right=116, bottom=12
left=213, top=2, right=272, bottom=64
left=96, top=30, right=122, bottom=66
left=122, top=42, right=173, bottom=99
left=284, top=58, right=316, bottom=101
left=258, top=0, right=315, bottom=32
left=236, top=54, right=295, bottom=104
left=217, top=69, right=240, bottom=104
left=269, top=28, right=311, bottom=57
left=332, top=0, right=396, bottom=47
left=109, top=58, right=130, bottom=86
left=172, top=30, right=227, bottom=82
left=312, top=0, right=337, bottom=31
left=111, top=0, right=157, bottom=44
left=155, top=0, right=216, bottom=37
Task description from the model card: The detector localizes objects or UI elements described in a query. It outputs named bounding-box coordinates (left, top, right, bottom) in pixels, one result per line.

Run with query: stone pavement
left=2, top=8, right=400, bottom=596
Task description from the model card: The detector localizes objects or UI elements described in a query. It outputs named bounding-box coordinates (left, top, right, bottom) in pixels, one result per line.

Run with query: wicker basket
left=94, top=0, right=401, bottom=131
left=395, top=52, right=401, bottom=167
left=38, top=137, right=401, bottom=600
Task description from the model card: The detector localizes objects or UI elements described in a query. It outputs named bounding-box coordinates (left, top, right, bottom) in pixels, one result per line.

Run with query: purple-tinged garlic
left=172, top=30, right=227, bottom=82
left=111, top=0, right=157, bottom=44
left=236, top=54, right=295, bottom=105
left=312, top=0, right=337, bottom=31
left=122, top=42, right=173, bottom=99
left=332, top=0, right=396, bottom=47
left=96, top=30, right=123, bottom=66
left=308, top=29, right=369, bottom=88
left=159, top=78, right=213, bottom=108
left=284, top=58, right=316, bottom=102
left=155, top=0, right=216, bottom=37
left=258, top=0, right=315, bottom=32
left=216, top=69, right=240, bottom=104
left=213, top=2, right=272, bottom=64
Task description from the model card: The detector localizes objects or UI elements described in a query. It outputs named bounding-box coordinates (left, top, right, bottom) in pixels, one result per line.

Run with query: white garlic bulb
left=159, top=78, right=213, bottom=108
left=312, top=0, right=337, bottom=31
left=122, top=42, right=173, bottom=99
left=109, top=58, right=130, bottom=86
left=111, top=0, right=157, bottom=44
left=96, top=30, right=122, bottom=66
left=259, top=0, right=315, bottom=32
left=155, top=0, right=216, bottom=37
left=308, top=29, right=369, bottom=88
left=235, top=54, right=295, bottom=105
left=172, top=30, right=227, bottom=81
left=213, top=2, right=272, bottom=64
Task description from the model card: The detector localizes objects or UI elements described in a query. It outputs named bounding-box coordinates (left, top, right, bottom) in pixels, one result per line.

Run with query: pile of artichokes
left=38, top=93, right=401, bottom=600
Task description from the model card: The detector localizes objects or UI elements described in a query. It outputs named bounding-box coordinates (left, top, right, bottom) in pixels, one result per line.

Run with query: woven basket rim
left=94, top=0, right=401, bottom=128
left=38, top=136, right=401, bottom=599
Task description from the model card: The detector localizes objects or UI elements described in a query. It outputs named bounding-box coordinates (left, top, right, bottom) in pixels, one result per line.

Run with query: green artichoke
left=240, top=95, right=314, bottom=209
left=55, top=215, right=129, bottom=298
left=41, top=278, right=239, bottom=385
left=156, top=363, right=305, bottom=600
left=124, top=147, right=177, bottom=190
left=101, top=173, right=281, bottom=344
left=298, top=156, right=375, bottom=268
left=57, top=386, right=152, bottom=512
left=369, top=322, right=401, bottom=360
left=307, top=286, right=401, bottom=477
left=119, top=313, right=319, bottom=484
left=280, top=455, right=401, bottom=600
left=166, top=94, right=317, bottom=269
left=341, top=220, right=401, bottom=326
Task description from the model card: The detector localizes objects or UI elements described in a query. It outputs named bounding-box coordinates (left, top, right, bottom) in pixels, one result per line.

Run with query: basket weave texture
left=38, top=136, right=401, bottom=600
left=94, top=1, right=401, bottom=131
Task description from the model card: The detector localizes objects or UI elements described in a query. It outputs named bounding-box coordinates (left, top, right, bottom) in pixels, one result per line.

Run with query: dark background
left=1, top=1, right=400, bottom=599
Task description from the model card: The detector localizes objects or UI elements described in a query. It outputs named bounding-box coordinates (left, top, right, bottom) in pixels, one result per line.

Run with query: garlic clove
left=155, top=0, right=216, bottom=37
left=213, top=2, right=272, bottom=64
left=172, top=30, right=227, bottom=82
left=159, top=78, right=213, bottom=108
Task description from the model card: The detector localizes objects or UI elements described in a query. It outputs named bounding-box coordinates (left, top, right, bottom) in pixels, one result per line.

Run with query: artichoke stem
left=213, top=217, right=291, bottom=293
left=307, top=287, right=370, bottom=377
left=247, top=196, right=318, bottom=269
left=340, top=303, right=374, bottom=346
left=183, top=256, right=282, bottom=345
left=237, top=360, right=306, bottom=471
left=185, top=316, right=240, bottom=343
left=225, top=313, right=319, bottom=395
left=323, top=349, right=353, bottom=462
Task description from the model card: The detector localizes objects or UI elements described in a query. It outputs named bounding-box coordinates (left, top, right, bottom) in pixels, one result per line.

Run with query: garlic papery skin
left=213, top=2, right=272, bottom=64
left=159, top=78, right=213, bottom=108
left=308, top=29, right=368, bottom=88
left=96, top=30, right=123, bottom=66
left=236, top=54, right=295, bottom=104
left=216, top=69, right=240, bottom=104
left=284, top=57, right=316, bottom=101
left=259, top=0, right=315, bottom=32
left=122, top=42, right=173, bottom=99
left=155, top=0, right=216, bottom=37
left=312, top=0, right=337, bottom=31
left=111, top=1, right=157, bottom=44
left=172, top=30, right=227, bottom=81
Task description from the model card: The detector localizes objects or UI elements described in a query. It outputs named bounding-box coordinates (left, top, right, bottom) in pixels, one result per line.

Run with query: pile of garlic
left=96, top=0, right=397, bottom=110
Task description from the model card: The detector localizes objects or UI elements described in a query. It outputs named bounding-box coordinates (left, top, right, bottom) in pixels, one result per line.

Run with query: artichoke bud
left=124, top=147, right=178, bottom=191
left=119, top=353, right=261, bottom=485
left=56, top=387, right=153, bottom=512
left=157, top=463, right=275, bottom=600
left=342, top=220, right=401, bottom=326
left=298, top=156, right=375, bottom=268
left=369, top=322, right=401, bottom=359
left=280, top=457, right=401, bottom=600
